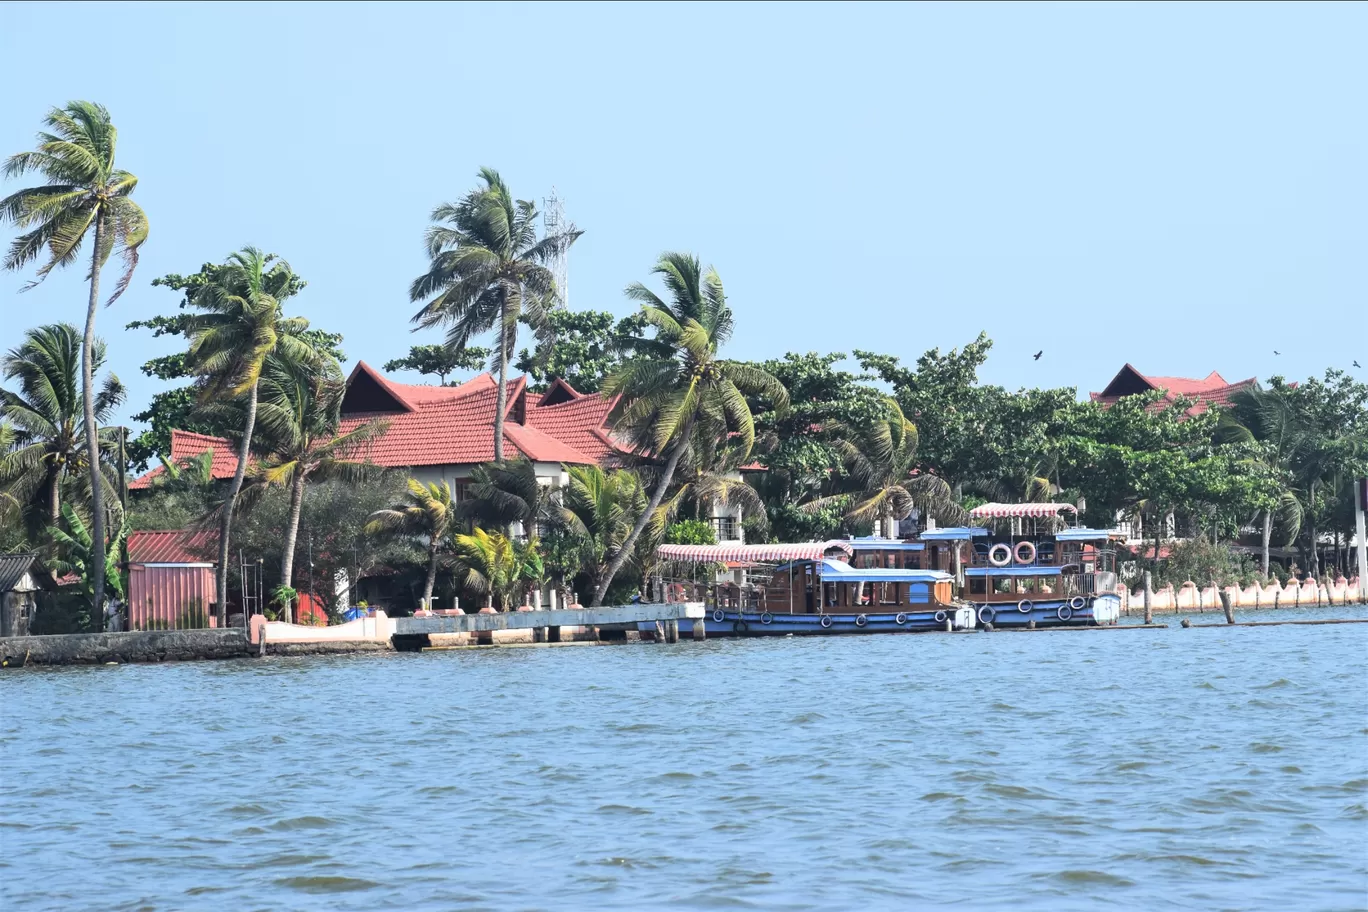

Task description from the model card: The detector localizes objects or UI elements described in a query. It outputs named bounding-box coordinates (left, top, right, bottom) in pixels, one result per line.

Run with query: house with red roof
left=1089, top=364, right=1255, bottom=417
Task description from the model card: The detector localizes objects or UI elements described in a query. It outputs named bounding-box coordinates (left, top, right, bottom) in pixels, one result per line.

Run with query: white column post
left=1355, top=478, right=1367, bottom=603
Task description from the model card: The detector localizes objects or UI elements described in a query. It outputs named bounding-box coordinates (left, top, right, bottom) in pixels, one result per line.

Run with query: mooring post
left=1219, top=589, right=1235, bottom=625
left=692, top=614, right=706, bottom=640
left=664, top=619, right=679, bottom=643
left=1143, top=571, right=1153, bottom=626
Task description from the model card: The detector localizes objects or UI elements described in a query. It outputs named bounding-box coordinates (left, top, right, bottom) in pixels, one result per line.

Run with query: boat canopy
left=1054, top=527, right=1114, bottom=542
left=969, top=502, right=1079, bottom=519
left=656, top=541, right=853, bottom=564
left=919, top=526, right=990, bottom=541
left=845, top=536, right=925, bottom=551
left=818, top=560, right=953, bottom=583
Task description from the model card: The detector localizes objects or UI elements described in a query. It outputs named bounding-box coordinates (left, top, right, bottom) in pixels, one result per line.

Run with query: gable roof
left=1091, top=364, right=1255, bottom=417
left=0, top=552, right=53, bottom=592
left=127, top=529, right=218, bottom=564
left=129, top=430, right=241, bottom=490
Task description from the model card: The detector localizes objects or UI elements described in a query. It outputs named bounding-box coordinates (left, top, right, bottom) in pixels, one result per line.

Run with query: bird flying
left=1033, top=350, right=1043, bottom=360
left=1355, top=360, right=1362, bottom=368
left=1273, top=350, right=1281, bottom=356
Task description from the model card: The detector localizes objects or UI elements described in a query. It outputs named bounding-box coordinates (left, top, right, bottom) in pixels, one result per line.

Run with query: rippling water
left=3, top=607, right=1366, bottom=911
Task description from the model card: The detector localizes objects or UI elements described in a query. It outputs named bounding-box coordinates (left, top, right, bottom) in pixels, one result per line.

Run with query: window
left=993, top=577, right=1012, bottom=595
left=905, top=552, right=922, bottom=569
left=1039, top=575, right=1056, bottom=595
left=1016, top=577, right=1037, bottom=595
left=969, top=577, right=986, bottom=596
left=878, top=581, right=899, bottom=606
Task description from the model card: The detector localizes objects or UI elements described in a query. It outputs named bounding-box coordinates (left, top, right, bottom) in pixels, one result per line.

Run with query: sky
left=1, top=1, right=1364, bottom=432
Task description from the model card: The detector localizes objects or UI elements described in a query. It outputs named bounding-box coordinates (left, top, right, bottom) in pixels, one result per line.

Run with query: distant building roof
left=0, top=552, right=54, bottom=592
left=129, top=430, right=241, bottom=490
left=127, top=529, right=218, bottom=564
left=1090, top=364, right=1255, bottom=417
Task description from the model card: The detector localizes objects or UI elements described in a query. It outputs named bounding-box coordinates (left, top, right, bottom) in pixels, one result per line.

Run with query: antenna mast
left=543, top=187, right=573, bottom=308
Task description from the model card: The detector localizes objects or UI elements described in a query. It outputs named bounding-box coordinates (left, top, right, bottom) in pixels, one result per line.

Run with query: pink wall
left=128, top=565, right=217, bottom=630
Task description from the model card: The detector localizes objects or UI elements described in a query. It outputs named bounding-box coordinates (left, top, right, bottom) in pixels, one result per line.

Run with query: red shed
left=126, top=530, right=218, bottom=630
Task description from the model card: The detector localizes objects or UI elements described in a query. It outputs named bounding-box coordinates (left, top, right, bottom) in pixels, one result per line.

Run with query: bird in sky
left=1355, top=360, right=1362, bottom=368
left=1273, top=350, right=1281, bottom=356
left=1033, top=350, right=1043, bottom=360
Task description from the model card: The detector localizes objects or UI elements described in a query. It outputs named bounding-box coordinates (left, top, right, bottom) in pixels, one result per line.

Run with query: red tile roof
left=1091, top=364, right=1255, bottom=417
left=127, top=529, right=218, bottom=564
left=129, top=430, right=241, bottom=490
left=525, top=392, right=620, bottom=464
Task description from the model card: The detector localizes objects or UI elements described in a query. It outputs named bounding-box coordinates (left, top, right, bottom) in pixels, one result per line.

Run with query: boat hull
left=972, top=594, right=1121, bottom=628
left=668, top=605, right=978, bottom=637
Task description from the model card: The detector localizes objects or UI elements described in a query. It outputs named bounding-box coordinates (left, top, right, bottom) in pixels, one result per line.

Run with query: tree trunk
left=83, top=214, right=107, bottom=619
left=592, top=426, right=692, bottom=606
left=47, top=466, right=61, bottom=527
left=493, top=292, right=509, bottom=463
left=216, top=381, right=259, bottom=627
left=279, top=469, right=307, bottom=625
left=1261, top=511, right=1272, bottom=577
left=421, top=539, right=439, bottom=610
left=1308, top=479, right=1319, bottom=579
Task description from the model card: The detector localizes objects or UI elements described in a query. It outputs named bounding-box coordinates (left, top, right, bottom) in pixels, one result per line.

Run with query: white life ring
left=1057, top=604, right=1074, bottom=621
left=855, top=614, right=868, bottom=627
left=760, top=612, right=774, bottom=625
left=934, top=609, right=948, bottom=623
left=712, top=609, right=726, bottom=623
left=1014, top=541, right=1036, bottom=564
left=988, top=544, right=1013, bottom=567
left=1069, top=596, right=1086, bottom=610
left=895, top=613, right=908, bottom=625
left=1017, top=599, right=1034, bottom=614
left=978, top=605, right=996, bottom=624
left=819, top=614, right=833, bottom=629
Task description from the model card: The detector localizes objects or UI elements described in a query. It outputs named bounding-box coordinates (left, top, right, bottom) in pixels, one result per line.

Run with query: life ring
left=760, top=612, right=774, bottom=625
left=1014, top=541, right=1036, bottom=564
left=733, top=619, right=749, bottom=632
left=1057, top=604, right=1073, bottom=621
left=712, top=609, right=726, bottom=623
left=855, top=614, right=868, bottom=627
left=1016, top=599, right=1034, bottom=614
left=819, top=615, right=833, bottom=629
left=934, top=609, right=948, bottom=623
left=1069, top=596, right=1086, bottom=610
left=988, top=544, right=1012, bottom=567
left=978, top=605, right=996, bottom=624
left=895, top=613, right=908, bottom=625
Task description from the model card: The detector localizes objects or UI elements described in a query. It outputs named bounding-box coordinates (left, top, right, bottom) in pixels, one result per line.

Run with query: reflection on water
left=2, top=607, right=1366, bottom=910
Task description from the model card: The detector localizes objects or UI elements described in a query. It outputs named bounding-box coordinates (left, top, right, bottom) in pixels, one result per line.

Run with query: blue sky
left=2, top=1, right=1363, bottom=430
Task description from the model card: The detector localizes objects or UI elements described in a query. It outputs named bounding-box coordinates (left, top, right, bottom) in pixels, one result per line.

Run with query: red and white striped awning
left=968, top=502, right=1079, bottom=519
left=656, top=541, right=853, bottom=564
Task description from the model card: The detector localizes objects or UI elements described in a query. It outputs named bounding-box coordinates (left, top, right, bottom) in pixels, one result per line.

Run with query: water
left=3, top=608, right=1366, bottom=911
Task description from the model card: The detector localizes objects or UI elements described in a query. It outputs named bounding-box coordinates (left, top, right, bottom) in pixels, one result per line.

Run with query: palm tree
left=3, top=101, right=149, bottom=610
left=182, top=247, right=322, bottom=626
left=450, top=527, right=536, bottom=611
left=594, top=252, right=789, bottom=605
left=561, top=464, right=646, bottom=604
left=0, top=323, right=123, bottom=530
left=804, top=397, right=965, bottom=535
left=48, top=502, right=128, bottom=629
left=244, top=361, right=384, bottom=622
left=365, top=479, right=456, bottom=611
left=409, top=168, right=581, bottom=461
left=457, top=457, right=558, bottom=537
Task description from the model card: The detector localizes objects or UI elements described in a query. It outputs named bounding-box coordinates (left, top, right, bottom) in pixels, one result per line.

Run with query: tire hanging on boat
left=1057, top=604, right=1074, bottom=621
left=895, top=613, right=907, bottom=625
left=1014, top=541, right=1036, bottom=564
left=1016, top=599, right=1034, bottom=614
left=819, top=614, right=833, bottom=628
left=760, top=612, right=774, bottom=625
left=1069, top=596, right=1086, bottom=610
left=934, top=609, right=948, bottom=623
left=855, top=614, right=868, bottom=627
left=733, top=619, right=749, bottom=632
left=713, top=609, right=726, bottom=623
left=978, top=605, right=996, bottom=624
left=989, top=544, right=1013, bottom=567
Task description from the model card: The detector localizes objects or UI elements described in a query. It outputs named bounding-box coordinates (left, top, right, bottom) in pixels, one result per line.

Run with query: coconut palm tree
left=243, top=361, right=384, bottom=622
left=561, top=464, right=647, bottom=603
left=48, top=502, right=128, bottom=628
left=3, top=101, right=149, bottom=609
left=0, top=323, right=123, bottom=531
left=450, top=527, right=534, bottom=611
left=803, top=397, right=965, bottom=535
left=457, top=457, right=559, bottom=537
left=182, top=247, right=323, bottom=625
left=409, top=168, right=581, bottom=461
left=593, top=253, right=788, bottom=605
left=365, top=479, right=456, bottom=611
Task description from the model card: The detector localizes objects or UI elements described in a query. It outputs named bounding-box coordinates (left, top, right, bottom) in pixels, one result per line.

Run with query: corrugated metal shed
left=127, top=530, right=216, bottom=564
left=0, top=553, right=52, bottom=592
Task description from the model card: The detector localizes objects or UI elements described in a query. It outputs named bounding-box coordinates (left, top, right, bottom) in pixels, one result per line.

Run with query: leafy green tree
left=561, top=464, right=646, bottom=603
left=366, top=478, right=457, bottom=610
left=180, top=248, right=325, bottom=625
left=0, top=324, right=123, bottom=533
left=515, top=309, right=647, bottom=393
left=450, top=527, right=530, bottom=611
left=243, top=362, right=384, bottom=622
left=595, top=252, right=788, bottom=605
left=457, top=457, right=558, bottom=535
left=48, top=502, right=128, bottom=627
left=409, top=167, right=581, bottom=461
left=3, top=101, right=149, bottom=610
left=663, top=519, right=715, bottom=545
left=384, top=343, right=490, bottom=386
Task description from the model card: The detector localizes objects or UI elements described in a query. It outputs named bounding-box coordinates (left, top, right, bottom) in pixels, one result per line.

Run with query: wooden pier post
left=1219, top=589, right=1235, bottom=625
left=1142, top=572, right=1153, bottom=626
left=664, top=619, right=679, bottom=643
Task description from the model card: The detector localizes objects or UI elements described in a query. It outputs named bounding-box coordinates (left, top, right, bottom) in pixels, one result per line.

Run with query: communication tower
left=543, top=188, right=574, bottom=308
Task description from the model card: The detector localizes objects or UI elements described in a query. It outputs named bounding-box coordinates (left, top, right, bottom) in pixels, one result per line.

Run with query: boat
left=648, top=540, right=977, bottom=637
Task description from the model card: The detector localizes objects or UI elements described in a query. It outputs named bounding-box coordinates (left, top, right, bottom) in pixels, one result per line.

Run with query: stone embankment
left=0, top=629, right=252, bottom=665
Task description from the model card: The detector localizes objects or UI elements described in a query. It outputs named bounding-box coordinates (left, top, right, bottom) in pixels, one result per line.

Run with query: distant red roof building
left=1090, top=364, right=1255, bottom=417
left=129, top=364, right=624, bottom=489
left=128, top=430, right=241, bottom=490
